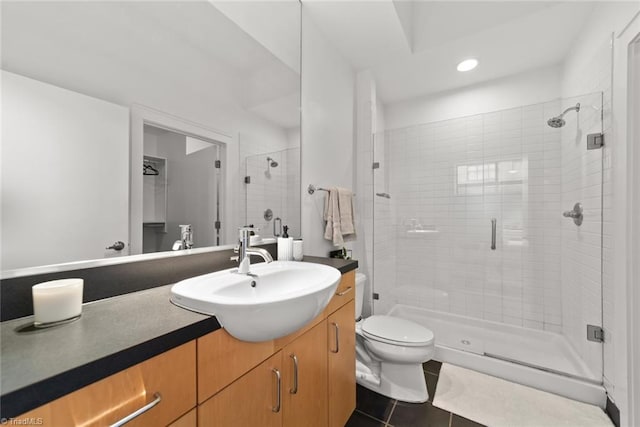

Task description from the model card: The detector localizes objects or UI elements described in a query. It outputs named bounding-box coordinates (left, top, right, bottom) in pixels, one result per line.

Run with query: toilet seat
left=361, top=315, right=434, bottom=347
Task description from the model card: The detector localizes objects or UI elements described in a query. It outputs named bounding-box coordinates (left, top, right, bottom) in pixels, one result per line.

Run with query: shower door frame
left=615, top=14, right=640, bottom=425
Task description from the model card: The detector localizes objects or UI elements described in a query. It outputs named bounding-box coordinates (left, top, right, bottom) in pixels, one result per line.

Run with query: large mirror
left=1, top=1, right=301, bottom=272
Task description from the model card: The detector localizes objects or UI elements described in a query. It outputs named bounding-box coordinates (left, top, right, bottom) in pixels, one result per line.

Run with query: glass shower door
left=371, top=92, right=604, bottom=383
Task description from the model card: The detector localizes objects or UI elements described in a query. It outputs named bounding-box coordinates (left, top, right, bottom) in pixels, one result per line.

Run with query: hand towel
left=337, top=187, right=355, bottom=237
left=323, top=187, right=356, bottom=246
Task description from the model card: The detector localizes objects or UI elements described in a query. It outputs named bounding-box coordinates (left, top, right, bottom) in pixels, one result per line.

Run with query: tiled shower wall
left=245, top=147, right=301, bottom=238
left=373, top=98, right=601, bottom=338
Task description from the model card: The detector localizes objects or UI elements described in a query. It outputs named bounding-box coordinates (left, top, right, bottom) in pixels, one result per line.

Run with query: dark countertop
left=299, top=256, right=358, bottom=274
left=0, top=257, right=357, bottom=418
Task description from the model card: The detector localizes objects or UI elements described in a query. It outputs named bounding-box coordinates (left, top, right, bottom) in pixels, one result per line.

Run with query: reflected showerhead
left=267, top=157, right=278, bottom=167
left=547, top=103, right=580, bottom=128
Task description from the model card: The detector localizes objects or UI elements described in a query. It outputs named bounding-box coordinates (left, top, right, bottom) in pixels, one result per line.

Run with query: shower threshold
left=388, top=304, right=606, bottom=408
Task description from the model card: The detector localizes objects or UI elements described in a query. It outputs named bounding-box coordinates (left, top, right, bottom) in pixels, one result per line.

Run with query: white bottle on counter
left=277, top=225, right=294, bottom=261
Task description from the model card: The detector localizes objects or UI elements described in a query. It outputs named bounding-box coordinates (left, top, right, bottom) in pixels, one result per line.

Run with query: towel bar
left=307, top=184, right=356, bottom=196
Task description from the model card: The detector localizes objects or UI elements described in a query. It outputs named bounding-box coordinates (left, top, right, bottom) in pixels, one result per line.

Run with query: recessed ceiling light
left=457, top=58, right=478, bottom=72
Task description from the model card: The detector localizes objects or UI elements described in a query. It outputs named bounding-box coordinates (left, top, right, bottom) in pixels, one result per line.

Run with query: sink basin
left=170, top=261, right=341, bottom=342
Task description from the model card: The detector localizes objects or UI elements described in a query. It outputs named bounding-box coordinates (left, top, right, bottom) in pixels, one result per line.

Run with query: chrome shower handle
left=563, top=202, right=583, bottom=226
left=491, top=218, right=496, bottom=250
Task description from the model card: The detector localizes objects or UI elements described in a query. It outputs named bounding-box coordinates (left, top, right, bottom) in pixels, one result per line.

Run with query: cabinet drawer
left=323, top=270, right=355, bottom=315
left=18, top=342, right=196, bottom=427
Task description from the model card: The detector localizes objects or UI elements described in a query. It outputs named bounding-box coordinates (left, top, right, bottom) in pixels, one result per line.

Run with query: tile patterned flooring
left=346, top=361, right=486, bottom=427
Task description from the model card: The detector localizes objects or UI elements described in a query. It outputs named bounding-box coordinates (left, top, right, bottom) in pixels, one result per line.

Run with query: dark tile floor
left=346, top=360, right=485, bottom=427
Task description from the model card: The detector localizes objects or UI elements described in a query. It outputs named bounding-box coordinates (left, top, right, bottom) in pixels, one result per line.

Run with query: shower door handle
left=273, top=217, right=282, bottom=237
left=491, top=218, right=496, bottom=250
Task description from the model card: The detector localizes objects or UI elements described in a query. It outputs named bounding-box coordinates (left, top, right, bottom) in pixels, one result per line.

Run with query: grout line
left=354, top=409, right=388, bottom=425
left=386, top=400, right=398, bottom=424
left=449, top=411, right=453, bottom=427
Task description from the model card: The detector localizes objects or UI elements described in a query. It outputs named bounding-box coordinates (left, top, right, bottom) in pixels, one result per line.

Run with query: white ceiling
left=303, top=1, right=597, bottom=104
left=1, top=1, right=301, bottom=129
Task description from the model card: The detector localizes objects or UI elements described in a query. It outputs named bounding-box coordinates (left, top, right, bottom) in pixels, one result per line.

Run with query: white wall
left=300, top=6, right=355, bottom=257
left=560, top=2, right=640, bottom=423
left=1, top=71, right=129, bottom=270
left=384, top=65, right=562, bottom=131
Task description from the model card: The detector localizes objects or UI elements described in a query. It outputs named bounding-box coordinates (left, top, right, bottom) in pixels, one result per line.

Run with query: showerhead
left=547, top=117, right=566, bottom=128
left=267, top=157, right=278, bottom=167
left=547, top=103, right=580, bottom=128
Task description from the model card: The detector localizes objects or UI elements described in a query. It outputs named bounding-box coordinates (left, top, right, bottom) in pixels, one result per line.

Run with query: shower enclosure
left=244, top=147, right=301, bottom=238
left=371, top=93, right=604, bottom=403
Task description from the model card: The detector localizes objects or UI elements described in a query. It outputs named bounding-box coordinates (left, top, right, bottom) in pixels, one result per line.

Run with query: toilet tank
left=355, top=272, right=366, bottom=320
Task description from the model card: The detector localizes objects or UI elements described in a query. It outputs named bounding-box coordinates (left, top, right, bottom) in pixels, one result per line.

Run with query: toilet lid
left=361, top=315, right=434, bottom=346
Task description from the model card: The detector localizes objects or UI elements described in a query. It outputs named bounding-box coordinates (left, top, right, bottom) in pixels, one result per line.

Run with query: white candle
left=32, top=278, right=83, bottom=325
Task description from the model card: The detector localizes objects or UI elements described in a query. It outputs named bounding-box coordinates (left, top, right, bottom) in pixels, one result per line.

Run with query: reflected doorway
left=142, top=125, right=223, bottom=253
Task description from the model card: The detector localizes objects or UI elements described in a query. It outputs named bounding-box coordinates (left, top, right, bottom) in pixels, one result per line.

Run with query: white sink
left=170, top=261, right=341, bottom=342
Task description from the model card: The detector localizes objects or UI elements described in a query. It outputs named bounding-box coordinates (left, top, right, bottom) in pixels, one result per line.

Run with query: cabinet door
left=198, top=351, right=283, bottom=427
left=327, top=299, right=356, bottom=427
left=169, top=408, right=196, bottom=427
left=283, top=321, right=327, bottom=427
left=197, top=328, right=275, bottom=403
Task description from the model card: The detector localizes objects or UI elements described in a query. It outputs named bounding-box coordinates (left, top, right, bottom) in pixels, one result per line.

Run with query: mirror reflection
left=1, top=1, right=301, bottom=271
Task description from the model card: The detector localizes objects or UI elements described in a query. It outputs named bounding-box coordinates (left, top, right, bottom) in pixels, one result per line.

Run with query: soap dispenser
left=277, top=225, right=293, bottom=261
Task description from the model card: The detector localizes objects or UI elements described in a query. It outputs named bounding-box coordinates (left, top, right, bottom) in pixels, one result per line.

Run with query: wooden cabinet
left=198, top=270, right=356, bottom=427
left=327, top=299, right=356, bottom=427
left=198, top=351, right=283, bottom=427
left=197, top=327, right=276, bottom=403
left=169, top=409, right=197, bottom=427
left=283, top=321, right=328, bottom=427
left=324, top=270, right=355, bottom=316
left=18, top=341, right=196, bottom=427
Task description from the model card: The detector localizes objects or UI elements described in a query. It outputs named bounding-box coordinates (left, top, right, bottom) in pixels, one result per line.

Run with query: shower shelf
left=406, top=229, right=439, bottom=234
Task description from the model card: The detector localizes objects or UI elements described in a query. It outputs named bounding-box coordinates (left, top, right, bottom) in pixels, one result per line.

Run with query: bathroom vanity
left=0, top=255, right=356, bottom=427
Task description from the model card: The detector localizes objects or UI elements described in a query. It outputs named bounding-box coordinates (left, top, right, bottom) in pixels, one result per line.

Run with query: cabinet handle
left=290, top=354, right=299, bottom=394
left=331, top=322, right=340, bottom=353
left=336, top=286, right=353, bottom=296
left=109, top=392, right=161, bottom=427
left=272, top=368, right=281, bottom=413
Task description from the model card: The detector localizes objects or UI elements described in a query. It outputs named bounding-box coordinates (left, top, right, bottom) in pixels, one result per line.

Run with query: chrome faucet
left=172, top=224, right=193, bottom=251
left=233, top=227, right=273, bottom=274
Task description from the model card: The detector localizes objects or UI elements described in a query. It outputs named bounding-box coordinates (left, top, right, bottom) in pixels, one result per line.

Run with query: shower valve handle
left=563, top=203, right=583, bottom=226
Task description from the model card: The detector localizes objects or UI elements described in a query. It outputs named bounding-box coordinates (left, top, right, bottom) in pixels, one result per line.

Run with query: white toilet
left=354, top=273, right=435, bottom=403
